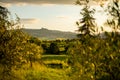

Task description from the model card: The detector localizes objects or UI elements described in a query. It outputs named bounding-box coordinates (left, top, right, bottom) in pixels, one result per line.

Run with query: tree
left=98, top=1, right=120, bottom=79
left=49, top=42, right=60, bottom=54
left=0, top=6, right=26, bottom=79
left=0, top=6, right=42, bottom=80
left=104, top=0, right=120, bottom=32
left=76, top=0, right=97, bottom=37
left=67, top=0, right=120, bottom=80
left=24, top=42, right=43, bottom=68
left=0, top=6, right=44, bottom=79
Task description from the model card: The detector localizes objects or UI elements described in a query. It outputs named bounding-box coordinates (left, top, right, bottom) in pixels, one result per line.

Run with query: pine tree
left=76, top=0, right=96, bottom=37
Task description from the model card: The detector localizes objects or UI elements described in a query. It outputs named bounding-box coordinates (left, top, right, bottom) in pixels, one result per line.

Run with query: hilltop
left=22, top=28, right=77, bottom=40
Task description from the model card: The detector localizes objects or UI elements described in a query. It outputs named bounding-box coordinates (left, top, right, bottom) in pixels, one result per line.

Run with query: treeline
left=29, top=37, right=80, bottom=55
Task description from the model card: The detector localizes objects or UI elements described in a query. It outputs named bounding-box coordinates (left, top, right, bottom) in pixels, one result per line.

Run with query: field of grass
left=41, top=55, right=69, bottom=69
left=14, top=62, right=70, bottom=80
left=0, top=55, right=71, bottom=80
left=41, top=55, right=68, bottom=61
left=0, top=62, right=71, bottom=80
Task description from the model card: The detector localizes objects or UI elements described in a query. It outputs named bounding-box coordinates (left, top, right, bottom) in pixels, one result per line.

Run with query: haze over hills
left=22, top=28, right=77, bottom=40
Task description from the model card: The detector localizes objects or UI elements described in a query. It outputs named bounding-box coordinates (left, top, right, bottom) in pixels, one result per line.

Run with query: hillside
left=22, top=28, right=77, bottom=40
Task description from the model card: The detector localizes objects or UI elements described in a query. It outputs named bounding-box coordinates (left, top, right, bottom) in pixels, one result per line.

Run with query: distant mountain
left=22, top=28, right=77, bottom=40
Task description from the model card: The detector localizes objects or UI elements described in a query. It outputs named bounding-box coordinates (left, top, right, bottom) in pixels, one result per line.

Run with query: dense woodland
left=0, top=0, right=120, bottom=80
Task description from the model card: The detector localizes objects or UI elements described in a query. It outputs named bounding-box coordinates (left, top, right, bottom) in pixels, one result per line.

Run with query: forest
left=0, top=0, right=120, bottom=80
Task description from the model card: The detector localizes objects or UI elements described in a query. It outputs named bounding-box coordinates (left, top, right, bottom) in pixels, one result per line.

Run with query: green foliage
left=49, top=42, right=60, bottom=54
left=76, top=0, right=97, bottom=36
left=0, top=6, right=43, bottom=79
left=104, top=0, right=120, bottom=32
left=67, top=34, right=120, bottom=80
left=28, top=37, right=42, bottom=46
left=0, top=6, right=28, bottom=79
left=69, top=1, right=120, bottom=79
left=41, top=42, right=51, bottom=54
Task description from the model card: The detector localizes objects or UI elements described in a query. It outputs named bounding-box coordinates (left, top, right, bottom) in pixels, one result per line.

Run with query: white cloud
left=0, top=2, right=11, bottom=7
left=20, top=18, right=40, bottom=24
left=56, top=15, right=70, bottom=19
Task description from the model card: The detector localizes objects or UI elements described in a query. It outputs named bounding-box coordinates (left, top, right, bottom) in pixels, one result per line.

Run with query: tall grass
left=41, top=55, right=68, bottom=61
left=0, top=62, right=70, bottom=80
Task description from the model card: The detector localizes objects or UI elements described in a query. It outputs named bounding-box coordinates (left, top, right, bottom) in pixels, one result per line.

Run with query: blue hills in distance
left=22, top=28, right=77, bottom=40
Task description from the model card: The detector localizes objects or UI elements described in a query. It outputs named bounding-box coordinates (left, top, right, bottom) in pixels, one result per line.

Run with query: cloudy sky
left=0, top=0, right=108, bottom=32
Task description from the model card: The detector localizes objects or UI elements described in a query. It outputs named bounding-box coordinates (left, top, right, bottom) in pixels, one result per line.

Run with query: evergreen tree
left=76, top=0, right=97, bottom=37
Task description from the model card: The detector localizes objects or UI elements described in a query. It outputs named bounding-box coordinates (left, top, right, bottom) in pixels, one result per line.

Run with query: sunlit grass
left=10, top=62, right=70, bottom=80
left=0, top=54, right=70, bottom=80
left=41, top=55, right=68, bottom=61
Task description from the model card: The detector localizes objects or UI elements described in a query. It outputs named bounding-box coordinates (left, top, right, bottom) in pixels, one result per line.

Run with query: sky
left=0, top=0, right=108, bottom=32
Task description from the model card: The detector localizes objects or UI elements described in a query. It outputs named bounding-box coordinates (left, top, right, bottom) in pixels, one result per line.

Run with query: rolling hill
left=22, top=28, right=77, bottom=40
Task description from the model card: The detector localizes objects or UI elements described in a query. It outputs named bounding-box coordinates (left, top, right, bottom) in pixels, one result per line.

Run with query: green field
left=41, top=55, right=68, bottom=61
left=41, top=55, right=69, bottom=69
